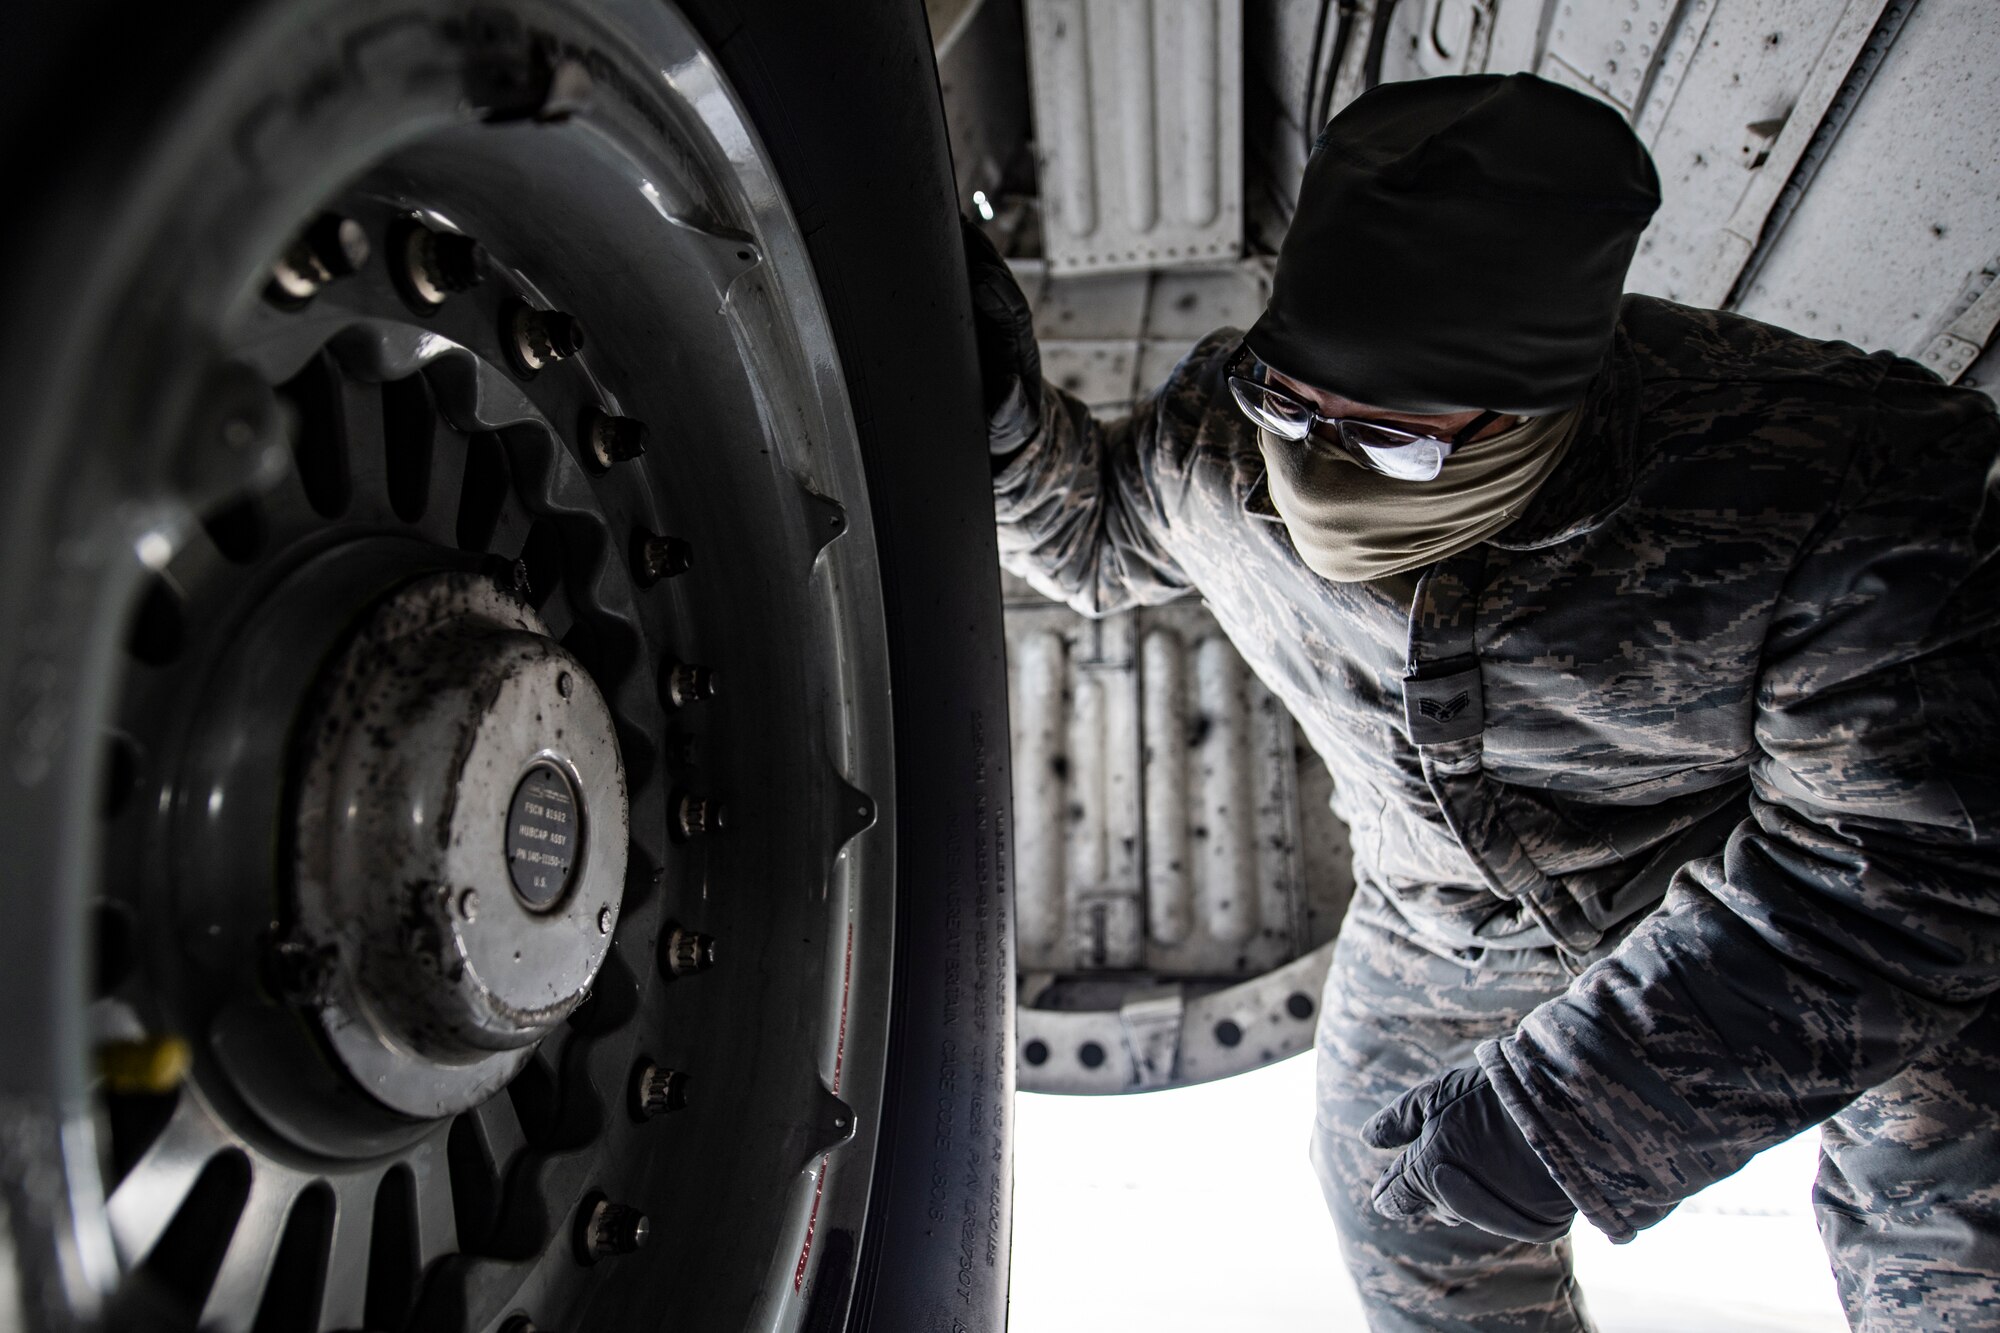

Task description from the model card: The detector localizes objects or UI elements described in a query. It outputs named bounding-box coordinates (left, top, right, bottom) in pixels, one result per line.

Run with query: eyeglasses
left=1226, top=352, right=1500, bottom=482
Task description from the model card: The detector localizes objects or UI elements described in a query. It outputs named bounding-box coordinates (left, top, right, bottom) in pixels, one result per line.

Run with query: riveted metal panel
left=1026, top=0, right=1245, bottom=272
left=1003, top=586, right=1346, bottom=981
left=1732, top=0, right=2000, bottom=358
left=1039, top=340, right=1141, bottom=411
left=1029, top=259, right=1273, bottom=414
left=1537, top=0, right=1682, bottom=113
left=1674, top=0, right=1904, bottom=308
left=1018, top=940, right=1342, bottom=1093
left=1376, top=0, right=1501, bottom=84
left=1004, top=573, right=1354, bottom=1092
left=1014, top=628, right=1070, bottom=960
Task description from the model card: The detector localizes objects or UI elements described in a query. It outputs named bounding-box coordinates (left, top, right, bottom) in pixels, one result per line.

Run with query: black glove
left=1362, top=1064, right=1577, bottom=1244
left=960, top=216, right=1043, bottom=456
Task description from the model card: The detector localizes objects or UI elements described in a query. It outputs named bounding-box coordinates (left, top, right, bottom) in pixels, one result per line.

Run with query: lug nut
left=634, top=532, right=692, bottom=585
left=633, top=1062, right=691, bottom=1118
left=586, top=411, right=648, bottom=469
left=677, top=793, right=728, bottom=839
left=663, top=925, right=717, bottom=977
left=583, top=1199, right=651, bottom=1261
left=665, top=662, right=719, bottom=708
left=509, top=304, right=585, bottom=373
left=267, top=214, right=369, bottom=305
left=399, top=222, right=486, bottom=307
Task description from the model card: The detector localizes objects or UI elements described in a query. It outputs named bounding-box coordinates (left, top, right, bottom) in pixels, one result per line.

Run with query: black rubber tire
left=0, top=3, right=1014, bottom=1331
left=674, top=7, right=1018, bottom=1330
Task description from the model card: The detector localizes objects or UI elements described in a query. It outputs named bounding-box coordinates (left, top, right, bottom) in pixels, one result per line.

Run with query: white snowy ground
left=1010, top=1052, right=1846, bottom=1332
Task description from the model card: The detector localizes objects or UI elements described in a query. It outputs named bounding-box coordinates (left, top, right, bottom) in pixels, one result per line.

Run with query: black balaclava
left=1244, top=74, right=1661, bottom=416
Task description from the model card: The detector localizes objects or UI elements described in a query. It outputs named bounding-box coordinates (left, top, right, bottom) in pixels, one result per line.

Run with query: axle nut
left=268, top=214, right=369, bottom=305
left=585, top=411, right=649, bottom=469
left=663, top=925, right=717, bottom=977
left=400, top=223, right=487, bottom=308
left=510, top=304, right=586, bottom=374
left=583, top=1199, right=651, bottom=1261
left=634, top=532, right=692, bottom=586
left=665, top=662, right=719, bottom=708
left=676, top=793, right=727, bottom=839
left=633, top=1062, right=691, bottom=1118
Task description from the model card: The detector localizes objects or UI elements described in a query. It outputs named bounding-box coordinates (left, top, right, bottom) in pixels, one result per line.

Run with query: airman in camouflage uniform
left=978, top=70, right=2000, bottom=1332
left=996, top=286, right=2000, bottom=1328
left=1008, top=280, right=2000, bottom=1320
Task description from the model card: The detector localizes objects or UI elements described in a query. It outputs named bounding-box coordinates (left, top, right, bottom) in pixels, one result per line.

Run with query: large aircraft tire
left=0, top=3, right=1012, bottom=1330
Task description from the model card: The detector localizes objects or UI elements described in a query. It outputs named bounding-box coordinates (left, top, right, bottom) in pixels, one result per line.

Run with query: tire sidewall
left=672, top=5, right=1017, bottom=1330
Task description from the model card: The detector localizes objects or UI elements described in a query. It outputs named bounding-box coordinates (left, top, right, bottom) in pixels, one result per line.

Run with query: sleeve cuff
left=1477, top=1037, right=1639, bottom=1244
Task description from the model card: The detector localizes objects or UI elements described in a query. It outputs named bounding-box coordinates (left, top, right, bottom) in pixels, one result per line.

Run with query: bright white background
left=1010, top=1052, right=1847, bottom=1331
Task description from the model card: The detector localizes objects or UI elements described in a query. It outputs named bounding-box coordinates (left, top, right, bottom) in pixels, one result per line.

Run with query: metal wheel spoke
left=161, top=366, right=294, bottom=523
left=315, top=1180, right=374, bottom=1333
left=196, top=1166, right=295, bottom=1333
left=421, top=420, right=472, bottom=547
left=334, top=376, right=395, bottom=521
left=257, top=462, right=330, bottom=543
left=536, top=582, right=577, bottom=641
left=156, top=521, right=234, bottom=605
left=533, top=1023, right=573, bottom=1077
left=469, top=1093, right=529, bottom=1178
left=408, top=1134, right=461, bottom=1268
left=487, top=500, right=536, bottom=565
left=106, top=1097, right=219, bottom=1265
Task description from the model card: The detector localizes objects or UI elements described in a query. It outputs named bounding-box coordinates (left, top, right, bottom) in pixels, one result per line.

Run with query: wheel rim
left=6, top=3, right=896, bottom=1329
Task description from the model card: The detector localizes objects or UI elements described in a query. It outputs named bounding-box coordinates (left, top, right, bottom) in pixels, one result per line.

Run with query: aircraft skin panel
left=1732, top=0, right=2000, bottom=368
left=1616, top=0, right=1857, bottom=306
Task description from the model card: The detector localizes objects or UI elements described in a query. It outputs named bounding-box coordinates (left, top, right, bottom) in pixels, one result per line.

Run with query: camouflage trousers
left=1311, top=884, right=2000, bottom=1332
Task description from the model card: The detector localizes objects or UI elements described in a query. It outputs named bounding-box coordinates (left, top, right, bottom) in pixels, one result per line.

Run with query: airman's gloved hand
left=1362, top=1064, right=1577, bottom=1244
left=961, top=216, right=1043, bottom=456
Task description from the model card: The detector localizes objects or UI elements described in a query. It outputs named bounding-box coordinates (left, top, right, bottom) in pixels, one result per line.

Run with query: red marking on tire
left=794, top=921, right=855, bottom=1291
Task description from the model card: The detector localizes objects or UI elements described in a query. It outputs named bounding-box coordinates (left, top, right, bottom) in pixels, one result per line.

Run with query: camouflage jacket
left=994, top=295, right=2000, bottom=1239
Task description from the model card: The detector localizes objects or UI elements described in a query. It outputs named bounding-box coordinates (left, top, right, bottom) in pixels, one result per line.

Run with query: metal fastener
left=583, top=1199, right=651, bottom=1261
left=634, top=532, right=692, bottom=586
left=97, top=1035, right=192, bottom=1095
left=400, top=222, right=486, bottom=308
left=676, top=793, right=728, bottom=839
left=598, top=905, right=614, bottom=935
left=585, top=411, right=649, bottom=469
left=665, top=662, right=719, bottom=708
left=633, top=1062, right=691, bottom=1118
left=662, top=925, right=717, bottom=977
left=509, top=304, right=586, bottom=374
left=458, top=889, right=481, bottom=923
left=267, top=214, right=370, bottom=305
left=264, top=935, right=320, bottom=1001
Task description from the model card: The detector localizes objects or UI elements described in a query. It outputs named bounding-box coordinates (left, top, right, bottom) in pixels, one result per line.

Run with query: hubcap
left=292, top=573, right=627, bottom=1119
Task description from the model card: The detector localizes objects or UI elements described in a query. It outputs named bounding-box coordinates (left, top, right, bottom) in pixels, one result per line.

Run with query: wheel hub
left=292, top=572, right=628, bottom=1119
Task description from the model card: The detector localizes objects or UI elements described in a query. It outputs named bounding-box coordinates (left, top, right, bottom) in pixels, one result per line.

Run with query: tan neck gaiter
left=1258, top=406, right=1582, bottom=583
